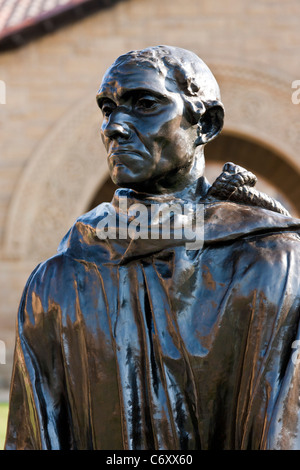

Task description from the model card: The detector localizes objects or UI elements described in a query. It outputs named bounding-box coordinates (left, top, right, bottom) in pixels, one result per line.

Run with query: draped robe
left=5, top=188, right=300, bottom=450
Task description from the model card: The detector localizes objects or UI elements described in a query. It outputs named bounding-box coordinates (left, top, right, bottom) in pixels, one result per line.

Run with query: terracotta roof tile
left=0, top=0, right=107, bottom=44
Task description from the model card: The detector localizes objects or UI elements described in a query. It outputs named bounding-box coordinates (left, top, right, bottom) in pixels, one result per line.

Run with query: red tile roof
left=0, top=0, right=117, bottom=49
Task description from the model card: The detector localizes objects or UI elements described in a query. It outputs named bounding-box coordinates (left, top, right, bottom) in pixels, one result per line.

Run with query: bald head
left=106, top=45, right=221, bottom=102
left=99, top=45, right=224, bottom=141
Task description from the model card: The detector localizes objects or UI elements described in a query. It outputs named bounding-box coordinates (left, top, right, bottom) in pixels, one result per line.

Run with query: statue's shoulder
left=25, top=200, right=112, bottom=295
left=202, top=161, right=300, bottom=243
left=204, top=199, right=300, bottom=246
left=23, top=252, right=78, bottom=296
left=205, top=162, right=290, bottom=217
left=19, top=249, right=103, bottom=322
left=55, top=202, right=114, bottom=262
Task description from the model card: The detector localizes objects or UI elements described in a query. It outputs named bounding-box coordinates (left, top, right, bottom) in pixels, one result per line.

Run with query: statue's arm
left=246, top=233, right=300, bottom=450
left=4, top=258, right=74, bottom=450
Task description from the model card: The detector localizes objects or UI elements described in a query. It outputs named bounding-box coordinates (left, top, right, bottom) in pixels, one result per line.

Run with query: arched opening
left=205, top=132, right=300, bottom=217
left=87, top=132, right=300, bottom=218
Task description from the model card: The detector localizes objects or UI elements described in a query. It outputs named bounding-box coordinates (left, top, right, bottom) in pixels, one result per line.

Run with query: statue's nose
left=102, top=121, right=131, bottom=140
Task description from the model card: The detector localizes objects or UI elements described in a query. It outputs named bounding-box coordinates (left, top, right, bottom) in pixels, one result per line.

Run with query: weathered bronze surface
left=5, top=46, right=300, bottom=450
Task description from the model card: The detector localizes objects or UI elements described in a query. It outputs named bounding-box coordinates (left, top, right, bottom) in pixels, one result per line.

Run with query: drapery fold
left=5, top=191, right=300, bottom=449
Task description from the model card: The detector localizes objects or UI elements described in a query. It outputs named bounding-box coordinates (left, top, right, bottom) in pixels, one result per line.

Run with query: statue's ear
left=195, top=102, right=224, bottom=146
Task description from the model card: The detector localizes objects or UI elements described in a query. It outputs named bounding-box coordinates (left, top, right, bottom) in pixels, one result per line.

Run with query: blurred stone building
left=0, top=0, right=300, bottom=395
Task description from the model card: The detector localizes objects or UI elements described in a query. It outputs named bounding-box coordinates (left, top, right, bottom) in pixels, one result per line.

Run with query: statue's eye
left=101, top=100, right=116, bottom=117
left=135, top=96, right=158, bottom=112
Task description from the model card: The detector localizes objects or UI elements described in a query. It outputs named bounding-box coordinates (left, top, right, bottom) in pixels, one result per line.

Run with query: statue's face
left=97, top=62, right=198, bottom=191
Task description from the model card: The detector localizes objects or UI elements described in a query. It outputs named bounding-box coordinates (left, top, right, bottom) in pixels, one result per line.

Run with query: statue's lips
left=108, top=148, right=146, bottom=165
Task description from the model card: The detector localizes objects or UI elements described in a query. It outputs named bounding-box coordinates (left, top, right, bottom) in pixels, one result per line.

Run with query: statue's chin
left=110, top=167, right=155, bottom=189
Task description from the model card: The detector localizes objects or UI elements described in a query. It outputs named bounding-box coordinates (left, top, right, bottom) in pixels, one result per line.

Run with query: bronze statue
left=5, top=46, right=300, bottom=450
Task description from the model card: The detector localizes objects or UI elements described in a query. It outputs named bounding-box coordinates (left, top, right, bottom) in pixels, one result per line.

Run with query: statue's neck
left=122, top=150, right=207, bottom=201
